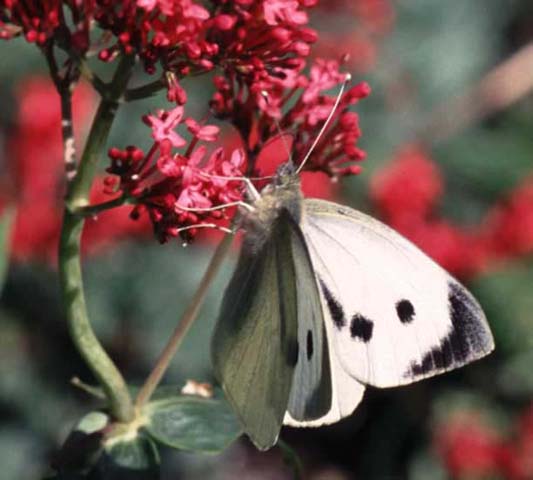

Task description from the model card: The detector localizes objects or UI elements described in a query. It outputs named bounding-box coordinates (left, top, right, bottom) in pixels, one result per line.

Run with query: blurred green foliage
left=1, top=0, right=533, bottom=478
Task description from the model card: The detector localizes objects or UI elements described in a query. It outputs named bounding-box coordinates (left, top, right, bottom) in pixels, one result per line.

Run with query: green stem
left=67, top=55, right=135, bottom=208
left=59, top=55, right=135, bottom=423
left=74, top=195, right=129, bottom=217
left=135, top=232, right=235, bottom=409
left=125, top=77, right=165, bottom=102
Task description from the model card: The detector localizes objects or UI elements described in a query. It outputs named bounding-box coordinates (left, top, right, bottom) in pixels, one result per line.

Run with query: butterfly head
left=240, top=161, right=302, bottom=251
left=273, top=161, right=297, bottom=184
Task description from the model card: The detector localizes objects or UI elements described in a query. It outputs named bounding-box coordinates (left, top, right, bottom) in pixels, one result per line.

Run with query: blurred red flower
left=434, top=404, right=533, bottom=480
left=370, top=145, right=533, bottom=279
left=435, top=412, right=504, bottom=478
left=484, top=177, right=533, bottom=261
left=503, top=405, right=533, bottom=480
left=371, top=145, right=443, bottom=224
left=370, top=145, right=489, bottom=278
left=0, top=76, right=149, bottom=263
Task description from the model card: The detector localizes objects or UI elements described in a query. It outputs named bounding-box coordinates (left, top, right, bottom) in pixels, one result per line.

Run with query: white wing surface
left=301, top=199, right=494, bottom=388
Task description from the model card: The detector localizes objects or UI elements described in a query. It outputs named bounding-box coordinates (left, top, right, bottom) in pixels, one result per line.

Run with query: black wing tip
left=403, top=280, right=494, bottom=380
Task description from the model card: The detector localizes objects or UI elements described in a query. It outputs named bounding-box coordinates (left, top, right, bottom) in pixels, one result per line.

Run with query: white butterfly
left=211, top=165, right=494, bottom=450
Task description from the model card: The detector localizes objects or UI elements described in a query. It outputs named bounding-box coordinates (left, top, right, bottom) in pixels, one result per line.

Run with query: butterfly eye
left=396, top=299, right=415, bottom=324
left=350, top=314, right=374, bottom=342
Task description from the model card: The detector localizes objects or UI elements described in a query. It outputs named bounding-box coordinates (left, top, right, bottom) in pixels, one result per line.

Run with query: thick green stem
left=58, top=56, right=135, bottom=422
left=67, top=55, right=135, bottom=208
left=135, top=233, right=235, bottom=409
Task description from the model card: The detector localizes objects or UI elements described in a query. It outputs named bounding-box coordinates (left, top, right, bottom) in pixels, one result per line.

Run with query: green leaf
left=93, top=434, right=160, bottom=480
left=0, top=207, right=14, bottom=292
left=53, top=411, right=109, bottom=476
left=52, top=411, right=161, bottom=480
left=143, top=388, right=242, bottom=454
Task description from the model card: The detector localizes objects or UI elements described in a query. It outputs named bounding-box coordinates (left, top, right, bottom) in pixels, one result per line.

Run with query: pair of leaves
left=50, top=387, right=242, bottom=479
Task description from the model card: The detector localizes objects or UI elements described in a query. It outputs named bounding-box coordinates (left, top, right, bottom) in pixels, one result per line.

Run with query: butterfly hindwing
left=301, top=199, right=494, bottom=388
left=284, top=218, right=366, bottom=427
left=285, top=214, right=332, bottom=423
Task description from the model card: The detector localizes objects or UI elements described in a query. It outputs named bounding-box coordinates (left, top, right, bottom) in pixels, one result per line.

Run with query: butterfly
left=210, top=159, right=494, bottom=450
left=210, top=106, right=494, bottom=451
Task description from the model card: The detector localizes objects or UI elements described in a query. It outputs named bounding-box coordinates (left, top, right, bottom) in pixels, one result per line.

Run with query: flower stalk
left=58, top=55, right=136, bottom=423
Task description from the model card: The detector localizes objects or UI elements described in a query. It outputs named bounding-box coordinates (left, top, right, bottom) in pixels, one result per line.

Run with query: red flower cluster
left=371, top=145, right=533, bottom=280
left=0, top=77, right=92, bottom=262
left=435, top=405, right=533, bottom=480
left=371, top=146, right=486, bottom=278
left=0, top=0, right=322, bottom=94
left=105, top=105, right=246, bottom=243
left=208, top=0, right=318, bottom=114
left=212, top=57, right=371, bottom=178
left=0, top=0, right=94, bottom=53
left=2, top=1, right=372, bottom=247
left=104, top=58, right=370, bottom=243
left=0, top=0, right=214, bottom=73
left=0, top=76, right=148, bottom=263
left=95, top=0, right=215, bottom=76
left=484, top=178, right=533, bottom=260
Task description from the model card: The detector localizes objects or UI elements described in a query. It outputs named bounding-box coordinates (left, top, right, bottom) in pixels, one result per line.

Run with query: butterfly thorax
left=240, top=171, right=303, bottom=253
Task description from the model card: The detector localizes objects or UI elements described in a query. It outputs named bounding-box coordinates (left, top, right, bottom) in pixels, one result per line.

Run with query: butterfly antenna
left=260, top=91, right=293, bottom=165
left=296, top=73, right=351, bottom=174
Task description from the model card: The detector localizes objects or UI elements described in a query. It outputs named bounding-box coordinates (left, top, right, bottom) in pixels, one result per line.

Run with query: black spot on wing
left=350, top=314, right=374, bottom=342
left=406, top=281, right=490, bottom=378
left=396, top=299, right=415, bottom=323
left=306, top=330, right=313, bottom=361
left=319, top=278, right=346, bottom=329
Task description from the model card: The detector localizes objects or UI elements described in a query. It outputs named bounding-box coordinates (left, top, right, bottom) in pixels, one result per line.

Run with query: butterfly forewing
left=301, top=199, right=494, bottom=388
left=212, top=208, right=331, bottom=449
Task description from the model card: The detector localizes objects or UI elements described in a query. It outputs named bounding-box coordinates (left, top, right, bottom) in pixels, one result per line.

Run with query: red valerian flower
left=287, top=71, right=371, bottom=178
left=371, top=145, right=443, bottom=224
left=371, top=145, right=533, bottom=279
left=370, top=145, right=490, bottom=279
left=434, top=411, right=505, bottom=479
left=105, top=107, right=245, bottom=243
left=434, top=404, right=533, bottom=480
left=144, top=107, right=188, bottom=147
left=94, top=0, right=216, bottom=75
left=502, top=405, right=533, bottom=480
left=0, top=77, right=94, bottom=262
left=212, top=57, right=370, bottom=181
left=208, top=0, right=319, bottom=118
left=0, top=75, right=151, bottom=263
left=0, top=0, right=91, bottom=53
left=484, top=177, right=533, bottom=260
